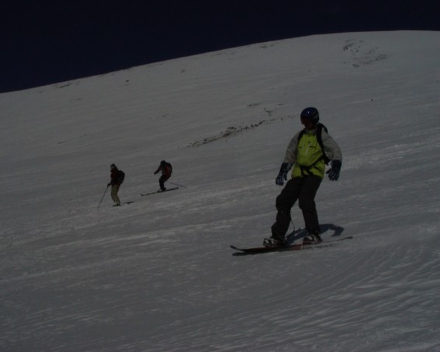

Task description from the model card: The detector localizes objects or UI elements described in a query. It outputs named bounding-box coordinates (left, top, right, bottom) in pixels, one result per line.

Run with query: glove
left=275, top=163, right=290, bottom=186
left=327, top=160, right=342, bottom=181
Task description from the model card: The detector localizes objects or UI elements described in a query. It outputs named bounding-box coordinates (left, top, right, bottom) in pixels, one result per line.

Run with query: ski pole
left=168, top=181, right=187, bottom=188
left=98, top=185, right=109, bottom=209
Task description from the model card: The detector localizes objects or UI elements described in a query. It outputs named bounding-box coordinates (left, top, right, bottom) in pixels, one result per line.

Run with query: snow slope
left=1, top=31, right=440, bottom=352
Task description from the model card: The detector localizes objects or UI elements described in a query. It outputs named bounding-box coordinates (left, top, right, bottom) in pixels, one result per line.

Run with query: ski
left=141, top=187, right=179, bottom=196
left=231, top=236, right=353, bottom=255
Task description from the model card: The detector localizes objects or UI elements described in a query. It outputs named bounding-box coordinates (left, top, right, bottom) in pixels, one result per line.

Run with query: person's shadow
left=286, top=223, right=345, bottom=244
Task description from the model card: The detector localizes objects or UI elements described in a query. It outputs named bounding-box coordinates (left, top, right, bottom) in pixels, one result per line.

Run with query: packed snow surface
left=1, top=31, right=440, bottom=351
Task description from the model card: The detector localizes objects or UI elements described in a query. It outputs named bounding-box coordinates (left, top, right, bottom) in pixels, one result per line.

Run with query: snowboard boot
left=264, top=233, right=287, bottom=247
left=303, top=233, right=322, bottom=244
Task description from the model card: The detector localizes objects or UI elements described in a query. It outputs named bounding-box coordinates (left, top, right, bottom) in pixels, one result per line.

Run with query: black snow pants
left=271, top=176, right=322, bottom=238
left=159, top=175, right=170, bottom=191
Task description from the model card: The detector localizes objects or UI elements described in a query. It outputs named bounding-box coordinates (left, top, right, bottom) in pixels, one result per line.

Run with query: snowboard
left=231, top=236, right=353, bottom=255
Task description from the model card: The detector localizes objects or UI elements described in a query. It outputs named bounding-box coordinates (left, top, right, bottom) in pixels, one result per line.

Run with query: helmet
left=300, top=107, right=319, bottom=125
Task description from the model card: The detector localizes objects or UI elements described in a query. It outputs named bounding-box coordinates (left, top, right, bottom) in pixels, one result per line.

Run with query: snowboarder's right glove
left=275, top=163, right=291, bottom=186
left=327, top=160, right=342, bottom=181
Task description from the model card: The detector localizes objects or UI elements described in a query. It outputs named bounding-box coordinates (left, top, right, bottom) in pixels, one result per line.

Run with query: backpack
left=117, top=170, right=125, bottom=184
left=298, top=123, right=330, bottom=165
left=166, top=162, right=172, bottom=174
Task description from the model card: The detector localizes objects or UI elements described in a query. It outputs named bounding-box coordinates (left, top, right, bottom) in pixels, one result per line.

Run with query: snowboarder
left=270, top=107, right=342, bottom=245
left=108, top=164, right=122, bottom=206
left=154, top=160, right=172, bottom=191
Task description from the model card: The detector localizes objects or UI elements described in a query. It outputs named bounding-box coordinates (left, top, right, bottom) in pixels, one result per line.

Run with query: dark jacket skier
left=154, top=160, right=172, bottom=191
left=270, top=107, right=342, bottom=245
left=108, top=164, right=122, bottom=206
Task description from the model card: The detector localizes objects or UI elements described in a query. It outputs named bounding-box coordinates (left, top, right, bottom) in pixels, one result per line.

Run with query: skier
left=154, top=160, right=172, bottom=191
left=108, top=164, right=122, bottom=206
left=270, top=107, right=342, bottom=245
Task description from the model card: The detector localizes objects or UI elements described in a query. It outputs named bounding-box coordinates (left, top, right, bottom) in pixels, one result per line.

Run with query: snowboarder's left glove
left=327, top=160, right=342, bottom=181
left=275, top=163, right=291, bottom=186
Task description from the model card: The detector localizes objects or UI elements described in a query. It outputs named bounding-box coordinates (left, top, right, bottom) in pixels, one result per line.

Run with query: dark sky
left=1, top=0, right=439, bottom=93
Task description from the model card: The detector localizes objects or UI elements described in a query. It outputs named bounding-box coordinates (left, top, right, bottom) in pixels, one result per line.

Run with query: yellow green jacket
left=283, top=127, right=342, bottom=179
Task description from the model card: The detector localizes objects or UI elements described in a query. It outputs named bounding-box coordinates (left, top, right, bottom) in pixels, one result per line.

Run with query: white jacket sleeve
left=321, top=129, right=342, bottom=163
left=283, top=131, right=301, bottom=164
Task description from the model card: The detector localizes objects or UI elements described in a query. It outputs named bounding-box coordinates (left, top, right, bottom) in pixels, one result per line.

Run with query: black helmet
left=300, top=107, right=319, bottom=125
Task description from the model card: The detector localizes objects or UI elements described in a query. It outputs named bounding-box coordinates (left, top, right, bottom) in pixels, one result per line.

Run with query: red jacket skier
left=154, top=160, right=172, bottom=191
